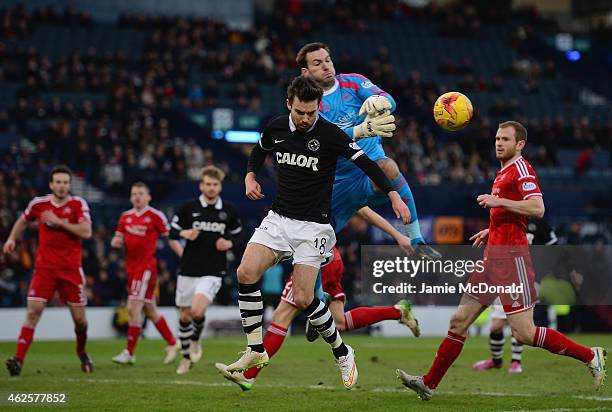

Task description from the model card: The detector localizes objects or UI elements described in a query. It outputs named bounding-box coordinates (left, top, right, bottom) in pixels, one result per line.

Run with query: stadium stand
left=0, top=0, right=610, bottom=317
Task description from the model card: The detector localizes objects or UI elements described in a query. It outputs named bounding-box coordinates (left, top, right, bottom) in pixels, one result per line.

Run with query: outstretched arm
left=357, top=207, right=413, bottom=254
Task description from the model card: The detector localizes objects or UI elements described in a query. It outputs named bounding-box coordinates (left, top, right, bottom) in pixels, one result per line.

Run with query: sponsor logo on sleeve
left=522, top=182, right=537, bottom=191
left=361, top=81, right=374, bottom=89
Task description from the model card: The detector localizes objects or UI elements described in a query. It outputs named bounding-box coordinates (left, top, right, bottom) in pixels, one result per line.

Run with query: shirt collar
left=323, top=78, right=339, bottom=96
left=133, top=206, right=149, bottom=217
left=199, top=195, right=223, bottom=210
left=499, top=155, right=523, bottom=172
left=288, top=113, right=319, bottom=133
left=50, top=195, right=71, bottom=208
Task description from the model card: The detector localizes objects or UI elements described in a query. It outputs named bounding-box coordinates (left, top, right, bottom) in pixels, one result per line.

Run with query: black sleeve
left=327, top=124, right=364, bottom=160
left=247, top=131, right=274, bottom=174
left=169, top=204, right=188, bottom=240
left=353, top=155, right=395, bottom=194
left=247, top=144, right=268, bottom=175
left=327, top=124, right=395, bottom=194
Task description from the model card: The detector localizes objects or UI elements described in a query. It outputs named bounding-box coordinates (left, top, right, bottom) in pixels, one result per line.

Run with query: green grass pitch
left=1, top=334, right=610, bottom=411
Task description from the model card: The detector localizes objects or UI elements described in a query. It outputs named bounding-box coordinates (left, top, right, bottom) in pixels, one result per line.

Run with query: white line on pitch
left=59, top=377, right=612, bottom=401
left=498, top=408, right=607, bottom=412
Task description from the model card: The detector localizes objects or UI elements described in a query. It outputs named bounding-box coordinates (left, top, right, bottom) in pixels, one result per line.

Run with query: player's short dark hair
left=49, top=165, right=72, bottom=182
left=296, top=42, right=331, bottom=69
left=201, top=165, right=225, bottom=182
left=499, top=121, right=528, bottom=142
left=287, top=75, right=323, bottom=104
left=131, top=181, right=150, bottom=193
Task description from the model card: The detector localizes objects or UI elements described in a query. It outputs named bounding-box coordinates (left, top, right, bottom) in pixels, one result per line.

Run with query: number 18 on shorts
left=249, top=211, right=336, bottom=269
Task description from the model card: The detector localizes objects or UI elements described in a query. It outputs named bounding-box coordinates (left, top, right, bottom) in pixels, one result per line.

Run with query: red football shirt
left=23, top=195, right=91, bottom=271
left=115, top=206, right=169, bottom=273
left=487, top=156, right=542, bottom=248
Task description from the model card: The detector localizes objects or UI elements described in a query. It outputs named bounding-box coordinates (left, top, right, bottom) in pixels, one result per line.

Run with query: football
left=433, top=91, right=474, bottom=131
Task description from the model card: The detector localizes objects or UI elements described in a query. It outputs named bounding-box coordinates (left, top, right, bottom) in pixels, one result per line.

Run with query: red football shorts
left=28, top=267, right=87, bottom=306
left=465, top=253, right=539, bottom=316
left=127, top=266, right=157, bottom=303
left=281, top=254, right=345, bottom=307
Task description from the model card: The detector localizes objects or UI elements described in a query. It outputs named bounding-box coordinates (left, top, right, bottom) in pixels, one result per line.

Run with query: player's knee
left=490, top=319, right=505, bottom=334
left=143, top=304, right=158, bottom=322
left=448, top=312, right=469, bottom=335
left=74, top=317, right=88, bottom=331
left=127, top=306, right=142, bottom=322
left=236, top=264, right=257, bottom=284
left=178, top=308, right=191, bottom=322
left=510, top=325, right=536, bottom=345
left=293, top=292, right=313, bottom=311
left=190, top=307, right=205, bottom=320
left=25, top=307, right=43, bottom=326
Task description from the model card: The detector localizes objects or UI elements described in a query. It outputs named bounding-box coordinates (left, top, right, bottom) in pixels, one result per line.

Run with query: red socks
left=420, top=327, right=594, bottom=390
left=423, top=331, right=466, bottom=389
left=154, top=316, right=177, bottom=346
left=344, top=306, right=400, bottom=330
left=244, top=323, right=288, bottom=379
left=16, top=324, right=89, bottom=362
left=75, top=325, right=88, bottom=355
left=534, top=327, right=594, bottom=363
left=15, top=326, right=35, bottom=363
left=126, top=323, right=141, bottom=355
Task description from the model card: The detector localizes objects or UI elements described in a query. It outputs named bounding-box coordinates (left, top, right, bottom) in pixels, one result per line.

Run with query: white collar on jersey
left=131, top=206, right=150, bottom=217
left=49, top=195, right=71, bottom=208
left=288, top=112, right=319, bottom=133
left=499, top=155, right=524, bottom=172
left=323, top=78, right=339, bottom=96
left=199, top=195, right=222, bottom=210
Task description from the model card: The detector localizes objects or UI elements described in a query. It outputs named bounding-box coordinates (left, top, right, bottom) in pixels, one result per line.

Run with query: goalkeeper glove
left=352, top=111, right=396, bottom=140
left=359, top=95, right=392, bottom=116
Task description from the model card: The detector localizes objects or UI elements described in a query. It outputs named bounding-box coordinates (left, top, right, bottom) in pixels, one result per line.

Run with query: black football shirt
left=254, top=115, right=366, bottom=223
left=169, top=196, right=242, bottom=277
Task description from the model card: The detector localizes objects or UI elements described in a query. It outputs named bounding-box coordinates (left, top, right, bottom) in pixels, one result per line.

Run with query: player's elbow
left=81, top=226, right=93, bottom=240
left=356, top=207, right=370, bottom=221
left=533, top=203, right=545, bottom=219
left=527, top=198, right=545, bottom=219
left=171, top=243, right=184, bottom=257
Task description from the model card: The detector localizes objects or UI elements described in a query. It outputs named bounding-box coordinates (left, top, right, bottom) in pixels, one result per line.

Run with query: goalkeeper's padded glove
left=352, top=111, right=396, bottom=140
left=358, top=95, right=392, bottom=116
